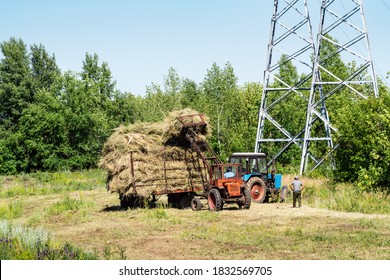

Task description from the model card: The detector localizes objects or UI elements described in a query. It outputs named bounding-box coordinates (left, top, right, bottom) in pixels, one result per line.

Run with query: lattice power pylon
left=300, top=0, right=379, bottom=174
left=255, top=0, right=378, bottom=174
left=255, top=0, right=316, bottom=166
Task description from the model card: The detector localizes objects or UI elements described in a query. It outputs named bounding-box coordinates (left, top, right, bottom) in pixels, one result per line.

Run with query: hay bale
left=99, top=109, right=210, bottom=198
left=162, top=108, right=211, bottom=143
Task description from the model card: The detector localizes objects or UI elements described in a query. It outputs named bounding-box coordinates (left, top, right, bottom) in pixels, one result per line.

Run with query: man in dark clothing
left=290, top=176, right=304, bottom=207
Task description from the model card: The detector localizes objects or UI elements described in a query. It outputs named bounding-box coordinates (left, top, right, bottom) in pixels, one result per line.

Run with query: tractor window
left=224, top=166, right=234, bottom=179
left=229, top=157, right=246, bottom=173
left=230, top=155, right=267, bottom=174
left=258, top=157, right=267, bottom=173
left=247, top=157, right=267, bottom=173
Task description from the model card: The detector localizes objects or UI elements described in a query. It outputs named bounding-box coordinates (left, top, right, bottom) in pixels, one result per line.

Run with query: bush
left=334, top=94, right=390, bottom=192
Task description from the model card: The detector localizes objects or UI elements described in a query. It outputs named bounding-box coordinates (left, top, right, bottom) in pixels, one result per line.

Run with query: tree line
left=0, top=37, right=388, bottom=192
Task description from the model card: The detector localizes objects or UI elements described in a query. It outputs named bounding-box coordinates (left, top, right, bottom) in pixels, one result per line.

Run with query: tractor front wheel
left=238, top=187, right=251, bottom=209
left=242, top=188, right=252, bottom=209
left=208, top=188, right=222, bottom=211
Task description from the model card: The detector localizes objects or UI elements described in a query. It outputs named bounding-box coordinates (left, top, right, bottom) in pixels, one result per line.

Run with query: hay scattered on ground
left=99, top=109, right=210, bottom=197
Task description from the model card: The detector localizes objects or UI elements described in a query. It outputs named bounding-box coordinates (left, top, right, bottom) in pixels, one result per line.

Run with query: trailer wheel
left=208, top=188, right=222, bottom=211
left=120, top=195, right=130, bottom=209
left=247, top=177, right=266, bottom=203
left=178, top=193, right=192, bottom=209
left=191, top=197, right=202, bottom=211
left=120, top=195, right=145, bottom=209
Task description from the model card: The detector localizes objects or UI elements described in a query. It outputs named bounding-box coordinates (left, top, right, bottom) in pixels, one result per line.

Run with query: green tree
left=139, top=68, right=189, bottom=122
left=18, top=90, right=68, bottom=172
left=181, top=78, right=201, bottom=108
left=224, top=82, right=261, bottom=154
left=201, top=62, right=238, bottom=158
left=334, top=93, right=390, bottom=192
left=0, top=130, right=23, bottom=174
left=81, top=53, right=116, bottom=108
left=274, top=54, right=299, bottom=86
left=109, top=91, right=141, bottom=125
left=142, top=82, right=170, bottom=122
left=30, top=44, right=61, bottom=92
left=60, top=71, right=112, bottom=169
left=0, top=38, right=31, bottom=129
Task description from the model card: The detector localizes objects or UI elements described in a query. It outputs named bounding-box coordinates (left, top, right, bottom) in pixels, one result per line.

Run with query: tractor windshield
left=211, top=164, right=242, bottom=180
left=229, top=155, right=267, bottom=174
left=249, top=157, right=267, bottom=173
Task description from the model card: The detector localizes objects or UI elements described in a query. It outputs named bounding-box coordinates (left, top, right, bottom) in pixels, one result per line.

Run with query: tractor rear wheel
left=246, top=177, right=266, bottom=203
left=208, top=188, right=222, bottom=211
left=191, top=197, right=202, bottom=211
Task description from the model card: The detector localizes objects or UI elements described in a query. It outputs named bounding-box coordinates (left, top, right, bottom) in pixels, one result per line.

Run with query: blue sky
left=1, top=0, right=389, bottom=95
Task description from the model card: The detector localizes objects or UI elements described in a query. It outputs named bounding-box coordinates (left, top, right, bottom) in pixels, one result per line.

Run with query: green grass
left=198, top=210, right=220, bottom=222
left=47, top=194, right=95, bottom=216
left=303, top=181, right=390, bottom=214
left=0, top=200, right=23, bottom=220
left=0, top=169, right=105, bottom=198
left=146, top=208, right=169, bottom=220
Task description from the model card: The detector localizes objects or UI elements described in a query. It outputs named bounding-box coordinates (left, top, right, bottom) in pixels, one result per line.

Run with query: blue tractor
left=229, top=152, right=284, bottom=203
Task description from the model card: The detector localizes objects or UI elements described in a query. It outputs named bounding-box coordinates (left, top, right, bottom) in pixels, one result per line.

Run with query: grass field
left=0, top=169, right=389, bottom=260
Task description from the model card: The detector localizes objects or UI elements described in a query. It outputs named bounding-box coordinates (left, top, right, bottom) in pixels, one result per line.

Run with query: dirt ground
left=15, top=188, right=389, bottom=260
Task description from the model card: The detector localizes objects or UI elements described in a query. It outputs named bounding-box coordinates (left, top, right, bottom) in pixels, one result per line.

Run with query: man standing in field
left=290, top=176, right=304, bottom=208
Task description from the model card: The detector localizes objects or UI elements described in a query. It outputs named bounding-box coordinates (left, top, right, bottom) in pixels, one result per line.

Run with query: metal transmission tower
left=255, top=0, right=316, bottom=166
left=299, top=0, right=379, bottom=174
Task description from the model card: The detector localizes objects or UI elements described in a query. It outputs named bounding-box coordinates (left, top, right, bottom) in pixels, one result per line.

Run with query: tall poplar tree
left=0, top=38, right=31, bottom=129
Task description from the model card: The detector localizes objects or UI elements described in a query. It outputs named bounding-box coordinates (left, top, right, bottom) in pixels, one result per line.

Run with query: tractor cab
left=229, top=152, right=282, bottom=203
left=209, top=163, right=244, bottom=196
left=229, top=152, right=269, bottom=183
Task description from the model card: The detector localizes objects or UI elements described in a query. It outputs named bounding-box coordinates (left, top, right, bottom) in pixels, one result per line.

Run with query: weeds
left=0, top=220, right=98, bottom=260
left=102, top=244, right=128, bottom=260
left=118, top=245, right=127, bottom=260
left=303, top=182, right=390, bottom=214
left=103, top=244, right=112, bottom=260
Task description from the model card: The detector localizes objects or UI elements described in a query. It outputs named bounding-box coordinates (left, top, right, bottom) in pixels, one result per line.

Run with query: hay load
left=99, top=109, right=210, bottom=198
left=162, top=108, right=211, bottom=143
